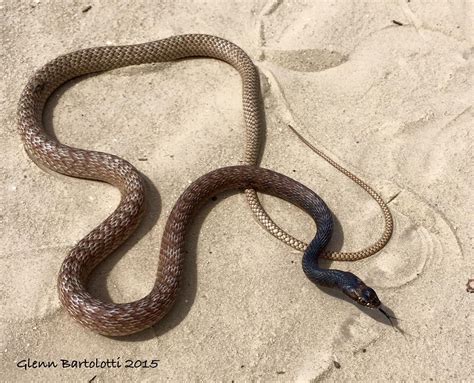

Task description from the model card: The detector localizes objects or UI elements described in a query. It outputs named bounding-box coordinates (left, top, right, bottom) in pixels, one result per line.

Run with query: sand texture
left=1, top=1, right=472, bottom=381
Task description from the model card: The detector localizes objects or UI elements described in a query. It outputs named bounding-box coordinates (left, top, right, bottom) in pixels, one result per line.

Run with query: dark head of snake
left=302, top=264, right=394, bottom=323
left=339, top=276, right=394, bottom=324
left=302, top=238, right=382, bottom=312
left=340, top=272, right=381, bottom=308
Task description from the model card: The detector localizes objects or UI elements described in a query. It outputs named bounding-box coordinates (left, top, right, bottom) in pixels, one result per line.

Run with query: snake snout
left=359, top=286, right=381, bottom=308
left=341, top=275, right=381, bottom=309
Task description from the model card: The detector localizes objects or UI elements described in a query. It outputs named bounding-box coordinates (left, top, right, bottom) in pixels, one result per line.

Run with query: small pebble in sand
left=466, top=279, right=474, bottom=293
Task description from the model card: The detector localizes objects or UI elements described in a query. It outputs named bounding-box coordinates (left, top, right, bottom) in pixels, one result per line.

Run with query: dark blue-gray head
left=340, top=273, right=381, bottom=309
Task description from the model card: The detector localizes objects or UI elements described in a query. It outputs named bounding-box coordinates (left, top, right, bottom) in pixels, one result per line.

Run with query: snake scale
left=18, top=34, right=391, bottom=336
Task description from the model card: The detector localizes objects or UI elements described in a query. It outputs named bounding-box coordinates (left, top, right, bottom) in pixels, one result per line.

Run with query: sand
left=1, top=1, right=472, bottom=381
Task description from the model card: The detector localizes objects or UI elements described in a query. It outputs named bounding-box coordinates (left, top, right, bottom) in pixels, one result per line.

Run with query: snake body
left=18, top=34, right=386, bottom=336
left=74, top=165, right=337, bottom=335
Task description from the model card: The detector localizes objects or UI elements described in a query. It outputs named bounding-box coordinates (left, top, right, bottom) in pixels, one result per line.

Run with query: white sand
left=1, top=1, right=472, bottom=381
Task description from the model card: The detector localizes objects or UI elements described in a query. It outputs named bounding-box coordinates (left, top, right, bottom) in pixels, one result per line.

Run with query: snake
left=18, top=34, right=390, bottom=336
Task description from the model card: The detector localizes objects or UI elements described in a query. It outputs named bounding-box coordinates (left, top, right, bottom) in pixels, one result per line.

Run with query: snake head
left=341, top=274, right=381, bottom=309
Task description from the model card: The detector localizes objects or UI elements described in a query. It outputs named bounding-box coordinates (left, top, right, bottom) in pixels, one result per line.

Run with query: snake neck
left=302, top=235, right=348, bottom=290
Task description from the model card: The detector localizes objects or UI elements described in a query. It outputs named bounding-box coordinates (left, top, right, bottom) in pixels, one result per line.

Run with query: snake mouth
left=357, top=298, right=380, bottom=309
left=355, top=287, right=381, bottom=309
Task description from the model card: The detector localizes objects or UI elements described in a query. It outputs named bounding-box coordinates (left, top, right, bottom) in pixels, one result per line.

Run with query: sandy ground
left=1, top=1, right=473, bottom=382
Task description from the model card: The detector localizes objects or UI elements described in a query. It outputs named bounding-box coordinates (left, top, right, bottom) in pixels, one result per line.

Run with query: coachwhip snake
left=18, top=34, right=391, bottom=335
